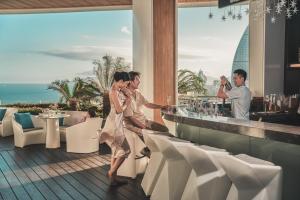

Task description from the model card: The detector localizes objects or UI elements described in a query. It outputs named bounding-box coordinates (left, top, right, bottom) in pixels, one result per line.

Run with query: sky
left=178, top=6, right=249, bottom=80
left=0, top=6, right=248, bottom=84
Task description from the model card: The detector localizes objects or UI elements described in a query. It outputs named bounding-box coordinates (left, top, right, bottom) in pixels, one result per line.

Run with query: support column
left=249, top=0, right=265, bottom=97
left=132, top=0, right=154, bottom=120
left=153, top=0, right=177, bottom=122
left=249, top=0, right=285, bottom=97
left=133, top=0, right=177, bottom=122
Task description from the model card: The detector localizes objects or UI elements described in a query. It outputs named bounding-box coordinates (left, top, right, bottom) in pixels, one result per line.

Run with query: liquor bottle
left=224, top=78, right=232, bottom=91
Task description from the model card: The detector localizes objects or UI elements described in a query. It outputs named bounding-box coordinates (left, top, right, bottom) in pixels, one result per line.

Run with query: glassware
left=214, top=102, right=219, bottom=116
left=166, top=95, right=172, bottom=106
left=264, top=95, right=269, bottom=112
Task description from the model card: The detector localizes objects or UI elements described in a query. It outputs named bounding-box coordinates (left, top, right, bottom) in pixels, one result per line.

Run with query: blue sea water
left=0, top=84, right=60, bottom=105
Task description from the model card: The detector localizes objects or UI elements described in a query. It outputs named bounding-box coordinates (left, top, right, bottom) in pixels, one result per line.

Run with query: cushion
left=14, top=113, right=34, bottom=129
left=59, top=117, right=64, bottom=126
left=0, top=109, right=7, bottom=121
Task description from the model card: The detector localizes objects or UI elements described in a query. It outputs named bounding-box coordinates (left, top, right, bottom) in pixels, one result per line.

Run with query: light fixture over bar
left=290, top=63, right=300, bottom=68
left=218, top=0, right=247, bottom=8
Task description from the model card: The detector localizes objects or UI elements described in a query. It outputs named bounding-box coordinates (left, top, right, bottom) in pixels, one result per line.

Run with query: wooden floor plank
left=0, top=138, right=148, bottom=200
left=66, top=153, right=134, bottom=198
left=47, top=149, right=130, bottom=200
left=0, top=151, right=46, bottom=200
left=67, top=152, right=147, bottom=200
left=8, top=150, right=61, bottom=200
left=25, top=148, right=99, bottom=200
left=41, top=150, right=129, bottom=200
left=86, top=153, right=147, bottom=198
left=0, top=152, right=31, bottom=200
left=14, top=149, right=84, bottom=200
left=35, top=149, right=106, bottom=200
left=0, top=163, right=17, bottom=200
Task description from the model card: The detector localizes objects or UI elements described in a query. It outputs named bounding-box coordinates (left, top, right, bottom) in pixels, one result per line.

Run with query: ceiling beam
left=0, top=0, right=220, bottom=14
left=0, top=0, right=132, bottom=14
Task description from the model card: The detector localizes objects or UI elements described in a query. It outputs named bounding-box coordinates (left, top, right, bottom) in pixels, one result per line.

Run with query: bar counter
left=162, top=106, right=300, bottom=200
left=162, top=107, right=300, bottom=145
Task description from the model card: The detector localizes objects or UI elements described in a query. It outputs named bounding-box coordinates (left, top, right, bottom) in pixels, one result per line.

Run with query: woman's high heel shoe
left=107, top=171, right=118, bottom=186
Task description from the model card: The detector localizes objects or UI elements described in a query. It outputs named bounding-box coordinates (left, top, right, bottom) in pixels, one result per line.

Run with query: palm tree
left=88, top=55, right=130, bottom=118
left=178, top=69, right=207, bottom=95
left=48, top=77, right=96, bottom=110
left=48, top=80, right=71, bottom=103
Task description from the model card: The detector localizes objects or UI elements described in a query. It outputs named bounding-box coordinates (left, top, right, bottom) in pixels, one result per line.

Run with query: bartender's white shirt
left=225, top=85, right=251, bottom=120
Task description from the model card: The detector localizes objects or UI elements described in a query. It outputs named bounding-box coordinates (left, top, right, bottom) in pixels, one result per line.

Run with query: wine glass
left=166, top=95, right=172, bottom=113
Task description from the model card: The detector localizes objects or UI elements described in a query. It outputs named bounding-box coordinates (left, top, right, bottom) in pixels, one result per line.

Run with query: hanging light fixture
left=251, top=0, right=299, bottom=24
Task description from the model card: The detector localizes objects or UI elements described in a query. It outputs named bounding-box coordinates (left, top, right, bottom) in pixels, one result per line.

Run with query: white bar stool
left=150, top=135, right=192, bottom=200
left=141, top=130, right=168, bottom=196
left=118, top=128, right=148, bottom=178
left=162, top=118, right=176, bottom=136
left=177, top=144, right=231, bottom=200
left=216, top=154, right=282, bottom=200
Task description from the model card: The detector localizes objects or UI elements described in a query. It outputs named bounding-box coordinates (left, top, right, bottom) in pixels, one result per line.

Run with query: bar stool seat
left=141, top=130, right=169, bottom=196
left=216, top=154, right=282, bottom=200
left=117, top=128, right=148, bottom=178
left=150, top=134, right=192, bottom=200
left=162, top=118, right=176, bottom=136
left=177, top=144, right=231, bottom=200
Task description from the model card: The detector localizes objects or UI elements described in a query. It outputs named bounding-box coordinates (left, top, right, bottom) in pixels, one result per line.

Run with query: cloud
left=76, top=70, right=95, bottom=77
left=34, top=45, right=132, bottom=62
left=121, top=26, right=131, bottom=35
left=178, top=48, right=212, bottom=61
left=178, top=53, right=208, bottom=61
left=81, top=35, right=96, bottom=40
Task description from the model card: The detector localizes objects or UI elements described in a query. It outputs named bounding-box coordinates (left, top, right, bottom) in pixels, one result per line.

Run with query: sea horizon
left=0, top=83, right=60, bottom=105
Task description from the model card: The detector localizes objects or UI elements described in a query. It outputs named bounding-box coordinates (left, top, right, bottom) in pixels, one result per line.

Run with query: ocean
left=0, top=84, right=60, bottom=105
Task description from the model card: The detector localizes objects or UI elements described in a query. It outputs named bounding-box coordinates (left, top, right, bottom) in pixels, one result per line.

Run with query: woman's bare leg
left=108, top=157, right=116, bottom=177
left=110, top=156, right=125, bottom=175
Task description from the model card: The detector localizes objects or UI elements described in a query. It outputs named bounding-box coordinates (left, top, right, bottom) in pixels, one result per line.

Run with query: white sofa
left=65, top=117, right=102, bottom=153
left=0, top=107, right=18, bottom=137
left=59, top=111, right=87, bottom=142
left=12, top=115, right=46, bottom=148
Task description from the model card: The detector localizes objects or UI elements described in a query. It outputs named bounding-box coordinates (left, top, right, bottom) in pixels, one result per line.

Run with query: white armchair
left=12, top=115, right=46, bottom=148
left=59, top=111, right=87, bottom=142
left=0, top=107, right=18, bottom=137
left=65, top=117, right=102, bottom=153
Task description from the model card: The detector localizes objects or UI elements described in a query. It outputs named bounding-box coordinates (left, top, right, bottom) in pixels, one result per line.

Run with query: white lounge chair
left=12, top=115, right=46, bottom=148
left=59, top=111, right=87, bottom=142
left=65, top=117, right=102, bottom=153
left=0, top=107, right=18, bottom=137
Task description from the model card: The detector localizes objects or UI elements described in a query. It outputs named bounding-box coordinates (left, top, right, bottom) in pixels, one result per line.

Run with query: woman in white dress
left=100, top=71, right=131, bottom=186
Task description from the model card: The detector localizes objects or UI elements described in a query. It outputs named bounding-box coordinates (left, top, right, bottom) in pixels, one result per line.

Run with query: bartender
left=217, top=69, right=251, bottom=120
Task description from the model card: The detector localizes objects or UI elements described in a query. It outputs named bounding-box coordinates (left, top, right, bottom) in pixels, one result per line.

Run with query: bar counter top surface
left=162, top=107, right=300, bottom=145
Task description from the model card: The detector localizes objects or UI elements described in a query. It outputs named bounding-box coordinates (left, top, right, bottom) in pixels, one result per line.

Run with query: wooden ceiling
left=0, top=0, right=214, bottom=13
left=0, top=0, right=133, bottom=13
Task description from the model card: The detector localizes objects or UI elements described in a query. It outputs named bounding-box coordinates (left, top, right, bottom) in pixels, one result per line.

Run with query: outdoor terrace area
left=0, top=137, right=148, bottom=200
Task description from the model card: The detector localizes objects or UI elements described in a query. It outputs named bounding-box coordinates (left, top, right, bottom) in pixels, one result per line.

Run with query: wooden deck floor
left=0, top=137, right=148, bottom=200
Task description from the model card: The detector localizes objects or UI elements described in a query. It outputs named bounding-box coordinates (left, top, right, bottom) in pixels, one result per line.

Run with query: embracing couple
left=99, top=71, right=170, bottom=186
